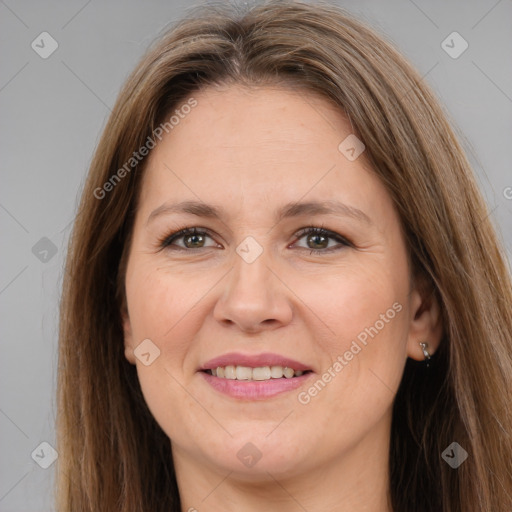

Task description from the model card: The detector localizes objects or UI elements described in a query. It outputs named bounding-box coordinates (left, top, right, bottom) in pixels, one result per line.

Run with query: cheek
left=135, top=362, right=208, bottom=452
left=306, top=257, right=407, bottom=350
left=124, top=262, right=201, bottom=436
left=299, top=260, right=409, bottom=415
left=124, top=263, right=199, bottom=426
left=125, top=260, right=203, bottom=345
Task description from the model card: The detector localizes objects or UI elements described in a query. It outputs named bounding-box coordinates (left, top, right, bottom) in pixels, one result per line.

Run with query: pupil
left=309, top=234, right=327, bottom=249
left=186, top=234, right=203, bottom=248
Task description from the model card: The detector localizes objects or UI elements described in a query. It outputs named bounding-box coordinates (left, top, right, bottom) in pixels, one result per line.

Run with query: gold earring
left=419, top=342, right=431, bottom=367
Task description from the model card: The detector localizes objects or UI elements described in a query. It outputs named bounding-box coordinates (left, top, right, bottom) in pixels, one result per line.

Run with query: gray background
left=1, top=0, right=511, bottom=510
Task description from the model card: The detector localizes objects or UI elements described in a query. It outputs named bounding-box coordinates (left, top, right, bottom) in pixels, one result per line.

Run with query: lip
left=198, top=352, right=314, bottom=400
left=200, top=352, right=311, bottom=372
left=199, top=371, right=314, bottom=400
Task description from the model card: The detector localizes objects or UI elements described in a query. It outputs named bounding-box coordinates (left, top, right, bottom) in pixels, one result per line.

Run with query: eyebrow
left=147, top=199, right=373, bottom=226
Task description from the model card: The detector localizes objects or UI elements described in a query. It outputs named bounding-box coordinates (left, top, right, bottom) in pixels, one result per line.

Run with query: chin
left=199, top=432, right=315, bottom=479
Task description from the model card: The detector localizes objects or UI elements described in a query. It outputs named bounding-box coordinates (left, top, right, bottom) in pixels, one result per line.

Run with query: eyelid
left=157, top=226, right=219, bottom=251
left=158, top=225, right=352, bottom=253
left=293, top=226, right=352, bottom=249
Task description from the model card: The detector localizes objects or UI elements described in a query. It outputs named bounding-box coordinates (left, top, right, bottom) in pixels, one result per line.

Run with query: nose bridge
left=229, top=237, right=275, bottom=303
left=213, top=236, right=293, bottom=330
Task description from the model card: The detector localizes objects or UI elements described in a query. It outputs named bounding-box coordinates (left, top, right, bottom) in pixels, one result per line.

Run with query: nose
left=213, top=247, right=294, bottom=333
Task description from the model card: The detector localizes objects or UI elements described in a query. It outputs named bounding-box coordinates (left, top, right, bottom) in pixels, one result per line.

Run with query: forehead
left=164, top=84, right=352, bottom=156
left=137, top=84, right=393, bottom=228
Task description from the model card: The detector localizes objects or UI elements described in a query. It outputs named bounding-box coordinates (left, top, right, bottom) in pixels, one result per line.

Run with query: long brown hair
left=56, top=1, right=512, bottom=510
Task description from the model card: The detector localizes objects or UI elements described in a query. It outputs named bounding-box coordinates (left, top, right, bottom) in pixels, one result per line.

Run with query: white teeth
left=209, top=365, right=307, bottom=381
left=270, top=365, right=283, bottom=378
left=283, top=367, right=295, bottom=379
left=224, top=365, right=236, bottom=379
left=252, top=366, right=271, bottom=380
left=235, top=366, right=252, bottom=380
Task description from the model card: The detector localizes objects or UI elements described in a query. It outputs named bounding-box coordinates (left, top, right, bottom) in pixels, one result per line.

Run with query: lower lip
left=199, top=371, right=313, bottom=400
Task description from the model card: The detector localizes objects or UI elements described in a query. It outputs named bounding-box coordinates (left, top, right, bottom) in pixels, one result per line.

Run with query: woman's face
left=122, top=85, right=440, bottom=482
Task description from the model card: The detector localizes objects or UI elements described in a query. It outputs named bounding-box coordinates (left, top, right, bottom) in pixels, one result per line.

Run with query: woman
left=56, top=1, right=512, bottom=510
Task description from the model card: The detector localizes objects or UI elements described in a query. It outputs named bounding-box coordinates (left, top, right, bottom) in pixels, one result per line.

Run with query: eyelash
left=157, top=225, right=352, bottom=255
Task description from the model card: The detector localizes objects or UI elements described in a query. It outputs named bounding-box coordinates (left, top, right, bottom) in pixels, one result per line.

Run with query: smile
left=204, top=365, right=308, bottom=380
left=198, top=352, right=314, bottom=399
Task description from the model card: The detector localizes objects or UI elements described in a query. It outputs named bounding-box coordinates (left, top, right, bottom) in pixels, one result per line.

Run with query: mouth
left=198, top=352, right=314, bottom=400
left=201, top=365, right=312, bottom=381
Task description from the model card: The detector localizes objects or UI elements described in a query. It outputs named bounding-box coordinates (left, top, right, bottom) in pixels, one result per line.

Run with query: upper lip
left=200, top=352, right=312, bottom=372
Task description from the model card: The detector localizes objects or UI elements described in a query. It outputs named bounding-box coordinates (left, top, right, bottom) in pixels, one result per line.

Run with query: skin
left=122, top=84, right=443, bottom=512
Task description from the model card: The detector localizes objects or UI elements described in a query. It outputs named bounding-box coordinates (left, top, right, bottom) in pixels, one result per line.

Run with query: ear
left=406, top=273, right=443, bottom=361
left=121, top=306, right=136, bottom=365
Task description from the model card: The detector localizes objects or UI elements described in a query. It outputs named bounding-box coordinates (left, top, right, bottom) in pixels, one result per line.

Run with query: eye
left=292, top=226, right=352, bottom=254
left=158, top=227, right=219, bottom=250
left=158, top=225, right=352, bottom=254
